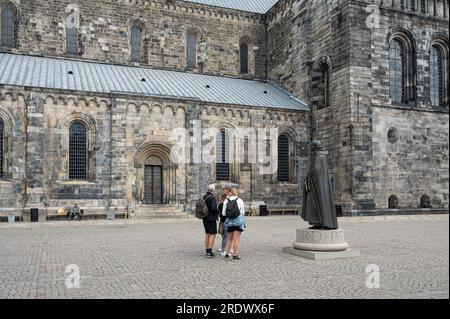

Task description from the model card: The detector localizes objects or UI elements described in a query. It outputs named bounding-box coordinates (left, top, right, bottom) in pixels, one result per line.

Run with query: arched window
left=69, top=122, right=87, bottom=180
left=131, top=26, right=142, bottom=62
left=66, top=22, right=78, bottom=55
left=430, top=45, right=444, bottom=107
left=389, top=39, right=406, bottom=103
left=420, top=194, right=431, bottom=208
left=421, top=0, right=427, bottom=13
left=1, top=6, right=14, bottom=48
left=240, top=43, right=249, bottom=74
left=277, top=135, right=290, bottom=182
left=312, top=58, right=331, bottom=110
left=388, top=195, right=398, bottom=209
left=216, top=129, right=230, bottom=181
left=389, top=30, right=417, bottom=105
left=186, top=33, right=197, bottom=68
left=0, top=118, right=4, bottom=179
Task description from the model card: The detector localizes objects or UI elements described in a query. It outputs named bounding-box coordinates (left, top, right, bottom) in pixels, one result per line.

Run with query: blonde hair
left=230, top=188, right=238, bottom=197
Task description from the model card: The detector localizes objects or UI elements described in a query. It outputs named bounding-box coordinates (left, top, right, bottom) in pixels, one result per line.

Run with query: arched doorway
left=144, top=156, right=163, bottom=204
left=134, top=142, right=178, bottom=205
left=388, top=195, right=398, bottom=209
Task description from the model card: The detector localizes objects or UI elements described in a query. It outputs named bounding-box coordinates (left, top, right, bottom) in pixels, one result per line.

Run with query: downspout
left=263, top=13, right=269, bottom=80
left=22, top=96, right=29, bottom=218
left=109, top=96, right=114, bottom=215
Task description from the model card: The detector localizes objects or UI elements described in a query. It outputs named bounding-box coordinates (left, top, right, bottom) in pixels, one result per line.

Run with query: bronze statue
left=301, top=140, right=338, bottom=230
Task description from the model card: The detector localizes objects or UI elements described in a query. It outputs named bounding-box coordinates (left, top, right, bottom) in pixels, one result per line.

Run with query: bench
left=267, top=205, right=301, bottom=216
left=0, top=215, right=22, bottom=222
left=47, top=209, right=127, bottom=221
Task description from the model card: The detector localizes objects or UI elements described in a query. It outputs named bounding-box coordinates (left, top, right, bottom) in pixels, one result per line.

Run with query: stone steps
left=131, top=205, right=190, bottom=219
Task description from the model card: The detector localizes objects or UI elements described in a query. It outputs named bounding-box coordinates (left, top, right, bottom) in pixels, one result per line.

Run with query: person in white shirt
left=221, top=188, right=246, bottom=261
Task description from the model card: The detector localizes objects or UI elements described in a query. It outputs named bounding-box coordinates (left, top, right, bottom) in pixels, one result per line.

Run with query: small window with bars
left=131, top=26, right=142, bottom=62
left=277, top=135, right=290, bottom=182
left=0, top=118, right=4, bottom=179
left=240, top=43, right=249, bottom=74
left=69, top=122, right=87, bottom=180
left=186, top=33, right=197, bottom=68
left=216, top=130, right=230, bottom=181
left=1, top=7, right=14, bottom=48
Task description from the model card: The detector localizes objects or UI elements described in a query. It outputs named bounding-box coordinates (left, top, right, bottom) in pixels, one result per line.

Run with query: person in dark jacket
left=203, top=184, right=219, bottom=258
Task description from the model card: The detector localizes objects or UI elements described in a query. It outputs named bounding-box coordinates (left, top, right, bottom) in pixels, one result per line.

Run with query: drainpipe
left=22, top=95, right=29, bottom=218
left=264, top=15, right=269, bottom=80
left=109, top=96, right=114, bottom=215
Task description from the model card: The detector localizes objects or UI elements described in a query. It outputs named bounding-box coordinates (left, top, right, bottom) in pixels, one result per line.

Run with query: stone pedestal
left=294, top=228, right=348, bottom=251
left=284, top=228, right=360, bottom=260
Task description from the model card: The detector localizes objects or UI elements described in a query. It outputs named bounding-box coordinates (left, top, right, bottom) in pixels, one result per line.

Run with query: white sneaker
left=220, top=251, right=227, bottom=257
left=218, top=248, right=222, bottom=253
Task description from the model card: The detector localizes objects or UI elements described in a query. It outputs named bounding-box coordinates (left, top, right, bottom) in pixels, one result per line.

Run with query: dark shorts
left=227, top=226, right=243, bottom=233
left=203, top=220, right=217, bottom=235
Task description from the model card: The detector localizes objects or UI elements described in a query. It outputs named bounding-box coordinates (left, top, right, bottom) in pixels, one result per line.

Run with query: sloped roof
left=0, top=53, right=308, bottom=111
left=182, top=0, right=279, bottom=14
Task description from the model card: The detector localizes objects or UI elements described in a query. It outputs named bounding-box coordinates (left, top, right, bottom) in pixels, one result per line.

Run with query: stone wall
left=266, top=0, right=449, bottom=214
left=1, top=0, right=448, bottom=217
left=0, top=89, right=26, bottom=214
left=0, top=86, right=309, bottom=218
left=372, top=106, right=449, bottom=209
left=266, top=0, right=356, bottom=211
left=42, top=93, right=113, bottom=211
left=3, top=0, right=266, bottom=79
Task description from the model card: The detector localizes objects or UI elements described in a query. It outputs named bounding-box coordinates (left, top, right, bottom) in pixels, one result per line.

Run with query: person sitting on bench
left=67, top=203, right=82, bottom=221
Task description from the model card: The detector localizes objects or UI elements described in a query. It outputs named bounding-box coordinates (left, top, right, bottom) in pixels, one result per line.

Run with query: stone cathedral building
left=0, top=0, right=448, bottom=221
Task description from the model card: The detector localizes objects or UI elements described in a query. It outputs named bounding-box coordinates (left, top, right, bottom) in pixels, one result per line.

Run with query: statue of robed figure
left=301, top=140, right=338, bottom=230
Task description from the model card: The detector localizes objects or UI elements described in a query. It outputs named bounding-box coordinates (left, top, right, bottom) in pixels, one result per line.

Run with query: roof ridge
left=0, top=52, right=270, bottom=83
left=0, top=52, right=308, bottom=111
left=181, top=0, right=280, bottom=14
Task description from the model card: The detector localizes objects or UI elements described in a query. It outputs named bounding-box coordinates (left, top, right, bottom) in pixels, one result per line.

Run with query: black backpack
left=195, top=194, right=213, bottom=219
left=195, top=198, right=208, bottom=219
left=225, top=199, right=240, bottom=219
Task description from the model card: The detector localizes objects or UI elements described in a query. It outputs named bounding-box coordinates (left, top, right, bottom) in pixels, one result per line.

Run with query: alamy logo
left=365, top=4, right=380, bottom=29
left=365, top=264, right=380, bottom=289
left=65, top=264, right=80, bottom=289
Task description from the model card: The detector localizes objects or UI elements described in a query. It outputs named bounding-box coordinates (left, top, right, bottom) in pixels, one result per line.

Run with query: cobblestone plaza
left=0, top=215, right=448, bottom=299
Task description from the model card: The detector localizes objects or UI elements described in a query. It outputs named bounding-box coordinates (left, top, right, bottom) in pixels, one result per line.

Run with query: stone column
left=23, top=93, right=46, bottom=221
left=185, top=104, right=201, bottom=214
